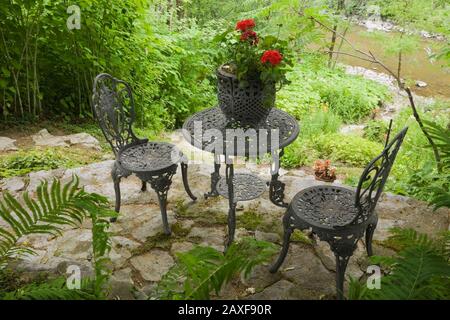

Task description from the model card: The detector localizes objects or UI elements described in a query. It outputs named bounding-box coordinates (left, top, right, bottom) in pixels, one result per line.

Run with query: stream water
left=334, top=26, right=449, bottom=99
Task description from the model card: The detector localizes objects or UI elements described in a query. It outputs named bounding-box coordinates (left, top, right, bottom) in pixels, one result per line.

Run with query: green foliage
left=363, top=120, right=389, bottom=143
left=216, top=18, right=294, bottom=88
left=349, top=228, right=450, bottom=300
left=385, top=105, right=450, bottom=201
left=1, top=278, right=99, bottom=300
left=300, top=111, right=343, bottom=138
left=282, top=110, right=341, bottom=168
left=0, top=1, right=220, bottom=129
left=312, top=133, right=383, bottom=166
left=0, top=176, right=116, bottom=299
left=369, top=0, right=450, bottom=34
left=0, top=150, right=71, bottom=178
left=154, top=237, right=277, bottom=300
left=277, top=55, right=391, bottom=122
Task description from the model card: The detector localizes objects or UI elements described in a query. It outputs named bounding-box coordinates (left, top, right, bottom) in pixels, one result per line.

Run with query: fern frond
left=1, top=277, right=99, bottom=300
left=155, top=238, right=276, bottom=300
left=0, top=175, right=116, bottom=299
left=0, top=176, right=110, bottom=267
left=349, top=228, right=450, bottom=300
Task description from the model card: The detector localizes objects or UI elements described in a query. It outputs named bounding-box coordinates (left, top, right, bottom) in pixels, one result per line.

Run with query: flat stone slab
left=32, top=129, right=101, bottom=150
left=0, top=136, right=18, bottom=151
left=130, top=250, right=174, bottom=282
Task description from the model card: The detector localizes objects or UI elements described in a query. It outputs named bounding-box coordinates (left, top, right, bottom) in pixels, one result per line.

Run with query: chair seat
left=290, top=186, right=360, bottom=229
left=118, top=141, right=184, bottom=173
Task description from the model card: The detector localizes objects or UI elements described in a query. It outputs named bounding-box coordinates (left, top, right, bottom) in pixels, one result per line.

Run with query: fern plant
left=423, top=120, right=450, bottom=210
left=154, top=237, right=277, bottom=300
left=348, top=228, right=450, bottom=300
left=0, top=176, right=116, bottom=299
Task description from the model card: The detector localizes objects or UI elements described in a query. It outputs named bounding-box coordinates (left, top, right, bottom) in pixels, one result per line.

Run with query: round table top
left=118, top=141, right=182, bottom=173
left=182, top=106, right=299, bottom=155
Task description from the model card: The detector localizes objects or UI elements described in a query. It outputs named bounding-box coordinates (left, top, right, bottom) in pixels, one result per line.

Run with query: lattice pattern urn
left=217, top=64, right=275, bottom=125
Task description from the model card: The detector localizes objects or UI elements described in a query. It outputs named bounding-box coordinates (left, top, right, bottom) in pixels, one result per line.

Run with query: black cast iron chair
left=92, top=73, right=197, bottom=234
left=269, top=125, right=408, bottom=299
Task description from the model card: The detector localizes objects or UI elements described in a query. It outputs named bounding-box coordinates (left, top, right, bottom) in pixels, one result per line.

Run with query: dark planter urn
left=217, top=64, right=275, bottom=124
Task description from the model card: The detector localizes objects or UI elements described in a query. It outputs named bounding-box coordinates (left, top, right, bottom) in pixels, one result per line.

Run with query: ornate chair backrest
left=92, top=73, right=139, bottom=156
left=353, top=126, right=408, bottom=224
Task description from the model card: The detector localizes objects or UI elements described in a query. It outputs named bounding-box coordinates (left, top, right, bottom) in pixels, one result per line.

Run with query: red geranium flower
left=236, top=19, right=256, bottom=32
left=240, top=30, right=259, bottom=45
left=261, top=50, right=283, bottom=66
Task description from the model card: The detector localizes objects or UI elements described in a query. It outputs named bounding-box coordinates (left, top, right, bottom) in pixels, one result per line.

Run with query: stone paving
left=0, top=132, right=449, bottom=300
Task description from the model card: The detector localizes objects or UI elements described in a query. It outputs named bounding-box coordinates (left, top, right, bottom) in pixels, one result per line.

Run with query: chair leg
left=335, top=254, right=350, bottom=300
left=205, top=159, right=221, bottom=199
left=141, top=181, right=147, bottom=192
left=270, top=213, right=293, bottom=273
left=365, top=223, right=377, bottom=257
left=225, top=202, right=237, bottom=250
left=156, top=191, right=171, bottom=235
left=111, top=168, right=121, bottom=223
left=181, top=162, right=197, bottom=201
left=328, top=237, right=358, bottom=300
left=145, top=166, right=177, bottom=236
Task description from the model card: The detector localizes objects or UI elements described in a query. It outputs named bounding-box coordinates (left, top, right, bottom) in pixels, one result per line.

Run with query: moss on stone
left=174, top=199, right=227, bottom=227
left=237, top=210, right=264, bottom=230
left=131, top=222, right=192, bottom=255
left=290, top=230, right=313, bottom=245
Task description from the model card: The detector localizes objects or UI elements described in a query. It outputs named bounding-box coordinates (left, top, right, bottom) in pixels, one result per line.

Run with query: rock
left=54, top=229, right=93, bottom=261
left=27, top=168, right=66, bottom=192
left=32, top=129, right=69, bottom=147
left=170, top=241, right=194, bottom=256
left=280, top=244, right=335, bottom=299
left=129, top=210, right=176, bottom=243
left=130, top=250, right=174, bottom=282
left=66, top=133, right=101, bottom=150
left=246, top=280, right=296, bottom=300
left=234, top=227, right=252, bottom=241
left=112, top=268, right=134, bottom=283
left=415, top=80, right=427, bottom=88
left=0, top=136, right=18, bottom=151
left=108, top=278, right=135, bottom=300
left=373, top=218, right=406, bottom=241
left=56, top=260, right=94, bottom=279
left=255, top=230, right=280, bottom=243
left=376, top=194, right=449, bottom=238
left=314, top=240, right=366, bottom=281
left=31, top=128, right=100, bottom=150
left=1, top=176, right=25, bottom=193
left=188, top=226, right=226, bottom=251
left=242, top=264, right=282, bottom=292
left=109, top=237, right=140, bottom=268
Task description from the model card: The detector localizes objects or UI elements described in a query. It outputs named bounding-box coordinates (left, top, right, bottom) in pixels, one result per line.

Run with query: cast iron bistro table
left=182, top=106, right=299, bottom=247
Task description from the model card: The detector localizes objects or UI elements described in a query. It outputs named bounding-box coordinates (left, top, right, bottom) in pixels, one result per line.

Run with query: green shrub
left=278, top=54, right=391, bottom=123
left=312, top=133, right=383, bottom=166
left=0, top=150, right=72, bottom=178
left=363, top=120, right=389, bottom=143
left=300, top=111, right=342, bottom=138
left=385, top=106, right=450, bottom=199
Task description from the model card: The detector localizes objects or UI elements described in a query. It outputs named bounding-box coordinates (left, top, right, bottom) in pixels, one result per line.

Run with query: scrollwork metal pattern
left=291, top=186, right=358, bottom=228
left=92, top=73, right=140, bottom=156
left=182, top=106, right=299, bottom=155
left=118, top=141, right=183, bottom=173
left=353, top=127, right=408, bottom=224
left=217, top=173, right=266, bottom=202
